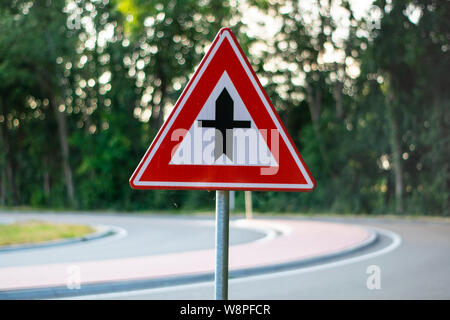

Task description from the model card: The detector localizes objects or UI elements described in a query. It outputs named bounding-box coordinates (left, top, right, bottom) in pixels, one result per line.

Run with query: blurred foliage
left=0, top=0, right=448, bottom=215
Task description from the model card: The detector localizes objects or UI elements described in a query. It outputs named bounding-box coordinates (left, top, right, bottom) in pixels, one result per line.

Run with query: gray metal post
left=245, top=191, right=253, bottom=220
left=215, top=190, right=230, bottom=300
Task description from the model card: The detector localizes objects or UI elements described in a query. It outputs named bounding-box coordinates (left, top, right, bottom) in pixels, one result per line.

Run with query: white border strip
left=133, top=30, right=313, bottom=189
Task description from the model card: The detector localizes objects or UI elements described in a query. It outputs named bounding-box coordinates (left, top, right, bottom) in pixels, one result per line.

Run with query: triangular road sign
left=130, top=28, right=315, bottom=191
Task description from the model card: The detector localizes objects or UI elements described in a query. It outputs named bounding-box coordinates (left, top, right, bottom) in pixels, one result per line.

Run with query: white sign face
left=170, top=71, right=278, bottom=167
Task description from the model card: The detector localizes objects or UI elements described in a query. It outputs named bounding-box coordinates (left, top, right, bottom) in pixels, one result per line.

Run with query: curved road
left=112, top=217, right=449, bottom=300
left=0, top=213, right=265, bottom=267
left=1, top=213, right=449, bottom=299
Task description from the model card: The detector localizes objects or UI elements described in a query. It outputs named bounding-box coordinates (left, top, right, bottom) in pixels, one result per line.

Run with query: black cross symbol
left=198, top=88, right=251, bottom=161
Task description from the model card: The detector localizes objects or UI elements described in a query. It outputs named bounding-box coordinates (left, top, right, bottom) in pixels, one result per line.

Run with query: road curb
left=0, top=224, right=378, bottom=299
left=0, top=224, right=117, bottom=253
left=229, top=225, right=378, bottom=278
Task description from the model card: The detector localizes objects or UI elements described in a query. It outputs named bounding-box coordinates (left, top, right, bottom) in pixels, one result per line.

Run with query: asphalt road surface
left=1, top=212, right=449, bottom=299
left=0, top=213, right=264, bottom=267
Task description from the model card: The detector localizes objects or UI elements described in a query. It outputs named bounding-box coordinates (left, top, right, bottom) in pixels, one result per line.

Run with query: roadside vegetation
left=0, top=1, right=448, bottom=216
left=0, top=220, right=95, bottom=246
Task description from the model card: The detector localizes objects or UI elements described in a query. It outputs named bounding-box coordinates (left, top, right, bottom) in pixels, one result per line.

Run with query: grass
left=0, top=220, right=95, bottom=246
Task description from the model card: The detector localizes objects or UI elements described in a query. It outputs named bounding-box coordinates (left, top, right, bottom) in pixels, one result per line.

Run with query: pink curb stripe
left=0, top=220, right=371, bottom=291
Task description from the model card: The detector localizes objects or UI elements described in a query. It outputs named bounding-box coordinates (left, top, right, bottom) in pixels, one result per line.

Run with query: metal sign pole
left=245, top=191, right=253, bottom=220
left=215, top=190, right=230, bottom=300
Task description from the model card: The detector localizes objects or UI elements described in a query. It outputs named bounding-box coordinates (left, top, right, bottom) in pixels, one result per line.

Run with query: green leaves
left=0, top=0, right=447, bottom=215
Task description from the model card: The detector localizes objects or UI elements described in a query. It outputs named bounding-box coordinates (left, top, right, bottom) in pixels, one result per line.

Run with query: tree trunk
left=334, top=80, right=344, bottom=119
left=43, top=31, right=76, bottom=207
left=0, top=126, right=5, bottom=206
left=306, top=85, right=321, bottom=123
left=52, top=98, right=76, bottom=207
left=0, top=100, right=18, bottom=204
left=43, top=155, right=50, bottom=197
left=306, top=84, right=332, bottom=174
left=0, top=167, right=5, bottom=206
left=387, top=103, right=404, bottom=214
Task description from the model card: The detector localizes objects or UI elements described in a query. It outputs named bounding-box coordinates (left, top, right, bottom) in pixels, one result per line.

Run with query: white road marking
left=231, top=226, right=401, bottom=282
left=84, top=225, right=128, bottom=245
left=190, top=219, right=287, bottom=245
left=230, top=219, right=289, bottom=244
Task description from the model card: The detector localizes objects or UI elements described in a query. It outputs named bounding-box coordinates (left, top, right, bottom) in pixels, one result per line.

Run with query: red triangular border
left=130, top=28, right=316, bottom=191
